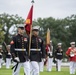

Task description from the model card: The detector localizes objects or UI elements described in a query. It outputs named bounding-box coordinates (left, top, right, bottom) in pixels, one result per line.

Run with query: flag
left=25, top=5, right=33, bottom=35
left=46, top=28, right=50, bottom=45
left=46, top=28, right=51, bottom=52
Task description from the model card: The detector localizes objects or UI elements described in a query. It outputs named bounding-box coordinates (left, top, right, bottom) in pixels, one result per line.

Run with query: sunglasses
left=19, top=27, right=24, bottom=30
left=33, top=29, right=39, bottom=31
left=71, top=44, right=75, bottom=45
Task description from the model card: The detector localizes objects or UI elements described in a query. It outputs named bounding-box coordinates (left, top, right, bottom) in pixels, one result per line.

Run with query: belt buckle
left=22, top=48, right=24, bottom=51
left=36, top=49, right=38, bottom=51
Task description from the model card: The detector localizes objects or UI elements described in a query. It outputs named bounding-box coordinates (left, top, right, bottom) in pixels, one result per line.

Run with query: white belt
left=15, top=49, right=26, bottom=51
left=30, top=49, right=41, bottom=51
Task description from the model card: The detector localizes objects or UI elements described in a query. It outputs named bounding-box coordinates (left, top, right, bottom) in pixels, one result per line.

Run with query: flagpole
left=29, top=24, right=32, bottom=56
left=28, top=0, right=34, bottom=56
left=31, top=0, right=34, bottom=4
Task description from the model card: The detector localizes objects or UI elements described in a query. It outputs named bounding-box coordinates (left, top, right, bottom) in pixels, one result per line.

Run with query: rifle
left=2, top=42, right=8, bottom=55
left=11, top=61, right=19, bottom=72
left=3, top=42, right=10, bottom=52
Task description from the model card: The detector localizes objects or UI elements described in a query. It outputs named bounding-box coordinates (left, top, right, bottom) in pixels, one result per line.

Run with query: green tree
left=33, top=15, right=76, bottom=57
left=0, top=13, right=25, bottom=44
left=0, top=25, right=5, bottom=44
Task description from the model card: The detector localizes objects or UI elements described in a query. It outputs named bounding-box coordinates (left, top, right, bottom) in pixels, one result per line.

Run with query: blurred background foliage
left=0, top=13, right=76, bottom=57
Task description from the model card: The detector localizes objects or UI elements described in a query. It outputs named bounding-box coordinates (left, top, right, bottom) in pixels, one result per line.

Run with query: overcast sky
left=0, top=0, right=76, bottom=20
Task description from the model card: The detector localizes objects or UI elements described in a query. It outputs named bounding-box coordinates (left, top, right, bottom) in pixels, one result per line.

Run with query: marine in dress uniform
left=0, top=45, right=2, bottom=68
left=46, top=41, right=53, bottom=72
left=30, top=26, right=46, bottom=75
left=10, top=24, right=30, bottom=75
left=66, top=42, right=76, bottom=74
left=54, top=43, right=63, bottom=71
left=6, top=45, right=11, bottom=69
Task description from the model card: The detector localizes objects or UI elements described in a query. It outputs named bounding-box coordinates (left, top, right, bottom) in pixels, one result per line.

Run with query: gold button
left=22, top=44, right=24, bottom=46
left=22, top=48, right=24, bottom=51
left=22, top=47, right=24, bottom=48
left=22, top=43, right=24, bottom=44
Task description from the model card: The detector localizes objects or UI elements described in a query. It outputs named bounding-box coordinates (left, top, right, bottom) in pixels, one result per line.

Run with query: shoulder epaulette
left=68, top=47, right=71, bottom=49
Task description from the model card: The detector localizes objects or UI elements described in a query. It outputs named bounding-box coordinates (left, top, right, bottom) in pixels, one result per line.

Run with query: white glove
left=48, top=52, right=52, bottom=56
left=8, top=52, right=11, bottom=55
left=70, top=51, right=74, bottom=57
left=50, top=52, right=52, bottom=56
left=55, top=58, right=57, bottom=61
left=14, top=57, right=20, bottom=62
left=0, top=53, right=2, bottom=55
left=70, top=54, right=74, bottom=57
left=43, top=58, right=46, bottom=62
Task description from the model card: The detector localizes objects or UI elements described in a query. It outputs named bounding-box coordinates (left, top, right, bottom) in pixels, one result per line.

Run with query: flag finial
left=31, top=0, right=34, bottom=3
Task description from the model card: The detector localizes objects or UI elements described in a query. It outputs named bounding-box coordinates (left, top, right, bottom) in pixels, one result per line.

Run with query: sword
left=11, top=62, right=19, bottom=72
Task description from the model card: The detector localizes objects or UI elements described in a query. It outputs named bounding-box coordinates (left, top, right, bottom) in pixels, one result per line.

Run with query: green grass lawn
left=0, top=66, right=75, bottom=75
